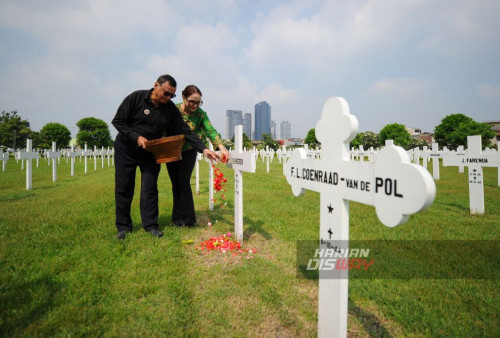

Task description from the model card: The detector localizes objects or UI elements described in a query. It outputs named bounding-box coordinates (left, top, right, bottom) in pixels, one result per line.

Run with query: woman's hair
left=182, top=85, right=202, bottom=98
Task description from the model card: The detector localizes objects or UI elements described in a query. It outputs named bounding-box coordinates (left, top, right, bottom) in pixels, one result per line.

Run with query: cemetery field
left=0, top=157, right=499, bottom=336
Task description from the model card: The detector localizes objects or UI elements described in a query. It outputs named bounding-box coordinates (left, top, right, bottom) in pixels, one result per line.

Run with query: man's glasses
left=187, top=99, right=203, bottom=106
left=162, top=91, right=176, bottom=98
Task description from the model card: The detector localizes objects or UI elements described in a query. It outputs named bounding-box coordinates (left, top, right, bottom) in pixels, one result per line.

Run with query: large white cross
left=442, top=135, right=500, bottom=214
left=227, top=125, right=256, bottom=243
left=285, top=97, right=436, bottom=338
left=18, top=139, right=40, bottom=190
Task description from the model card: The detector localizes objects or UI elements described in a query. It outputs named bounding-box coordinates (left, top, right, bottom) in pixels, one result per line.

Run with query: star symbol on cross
left=327, top=204, right=334, bottom=214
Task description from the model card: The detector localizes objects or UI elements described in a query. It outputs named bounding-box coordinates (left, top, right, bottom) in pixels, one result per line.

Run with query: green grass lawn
left=0, top=156, right=499, bottom=336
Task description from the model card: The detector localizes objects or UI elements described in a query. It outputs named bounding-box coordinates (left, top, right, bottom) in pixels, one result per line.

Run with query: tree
left=0, top=110, right=32, bottom=149
left=230, top=132, right=253, bottom=150
left=410, top=137, right=429, bottom=149
left=76, top=117, right=113, bottom=148
left=261, top=133, right=280, bottom=151
left=434, top=113, right=495, bottom=150
left=350, top=131, right=379, bottom=149
left=379, top=123, right=412, bottom=149
left=27, top=131, right=41, bottom=149
left=39, top=123, right=71, bottom=149
left=304, top=128, right=320, bottom=147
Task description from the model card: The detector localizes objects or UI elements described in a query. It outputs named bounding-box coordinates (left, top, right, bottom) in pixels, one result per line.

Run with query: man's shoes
left=116, top=230, right=131, bottom=240
left=148, top=228, right=163, bottom=238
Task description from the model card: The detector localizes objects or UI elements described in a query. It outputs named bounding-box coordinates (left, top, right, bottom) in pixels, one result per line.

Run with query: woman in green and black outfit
left=166, top=85, right=230, bottom=226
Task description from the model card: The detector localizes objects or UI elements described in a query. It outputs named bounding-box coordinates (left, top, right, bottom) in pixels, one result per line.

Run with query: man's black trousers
left=114, top=134, right=160, bottom=232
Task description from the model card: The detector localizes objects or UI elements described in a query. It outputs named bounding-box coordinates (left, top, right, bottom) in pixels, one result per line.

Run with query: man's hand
left=203, top=148, right=221, bottom=163
left=137, top=136, right=148, bottom=149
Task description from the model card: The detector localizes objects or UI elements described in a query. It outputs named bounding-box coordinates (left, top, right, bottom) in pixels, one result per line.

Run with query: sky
left=0, top=0, right=499, bottom=140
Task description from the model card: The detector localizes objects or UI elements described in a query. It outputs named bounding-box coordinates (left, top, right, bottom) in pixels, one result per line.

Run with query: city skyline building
left=226, top=109, right=243, bottom=140
left=243, top=113, right=252, bottom=139
left=280, top=120, right=291, bottom=140
left=271, top=120, right=277, bottom=139
left=254, top=101, right=271, bottom=141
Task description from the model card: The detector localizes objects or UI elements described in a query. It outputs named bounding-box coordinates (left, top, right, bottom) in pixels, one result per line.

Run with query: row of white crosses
left=285, top=97, right=436, bottom=338
left=15, top=140, right=114, bottom=190
left=442, top=135, right=500, bottom=214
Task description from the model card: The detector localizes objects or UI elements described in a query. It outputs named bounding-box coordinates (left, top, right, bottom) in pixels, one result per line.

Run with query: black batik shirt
left=112, top=89, right=207, bottom=152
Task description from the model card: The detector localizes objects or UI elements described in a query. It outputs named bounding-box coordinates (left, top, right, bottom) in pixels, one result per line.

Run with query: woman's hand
left=219, top=146, right=230, bottom=163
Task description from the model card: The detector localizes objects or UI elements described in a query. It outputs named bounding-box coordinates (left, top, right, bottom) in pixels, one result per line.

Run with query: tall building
left=271, top=120, right=277, bottom=139
left=254, top=101, right=271, bottom=140
left=226, top=110, right=243, bottom=140
left=243, top=113, right=252, bottom=139
left=280, top=120, right=291, bottom=140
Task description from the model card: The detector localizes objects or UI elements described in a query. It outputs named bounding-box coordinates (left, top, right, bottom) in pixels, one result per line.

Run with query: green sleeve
left=199, top=108, right=223, bottom=148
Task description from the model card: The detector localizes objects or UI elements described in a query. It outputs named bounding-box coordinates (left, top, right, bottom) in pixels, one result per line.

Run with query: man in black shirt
left=112, top=74, right=220, bottom=240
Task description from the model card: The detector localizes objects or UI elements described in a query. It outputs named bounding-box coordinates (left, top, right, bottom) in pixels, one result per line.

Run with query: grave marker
left=204, top=142, right=215, bottom=210
left=195, top=153, right=203, bottom=194
left=429, top=142, right=446, bottom=180
left=67, top=145, right=79, bottom=176
left=285, top=97, right=436, bottom=337
left=81, top=144, right=93, bottom=173
left=47, top=142, right=61, bottom=182
left=0, top=150, right=8, bottom=172
left=227, top=125, right=256, bottom=242
left=442, top=135, right=500, bottom=214
left=18, top=139, right=40, bottom=190
left=262, top=146, right=274, bottom=173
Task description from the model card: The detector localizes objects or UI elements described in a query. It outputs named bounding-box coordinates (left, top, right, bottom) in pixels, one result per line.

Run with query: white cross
left=47, top=142, right=61, bottom=182
left=418, top=146, right=430, bottom=170
left=194, top=152, right=203, bottom=194
left=18, top=139, right=40, bottom=190
left=261, top=146, right=274, bottom=173
left=0, top=150, right=9, bottom=172
left=67, top=145, right=79, bottom=176
left=428, top=142, right=448, bottom=180
left=357, top=145, right=365, bottom=162
left=204, top=142, right=215, bottom=210
left=81, top=144, right=93, bottom=173
left=442, top=135, right=500, bottom=214
left=227, top=125, right=256, bottom=242
left=285, top=97, right=436, bottom=338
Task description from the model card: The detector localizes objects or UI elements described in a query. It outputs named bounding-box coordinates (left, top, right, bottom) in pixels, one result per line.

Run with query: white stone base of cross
left=227, top=125, right=256, bottom=243
left=285, top=97, right=436, bottom=338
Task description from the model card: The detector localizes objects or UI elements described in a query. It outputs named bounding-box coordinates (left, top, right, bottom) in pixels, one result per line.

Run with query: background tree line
left=0, top=111, right=113, bottom=150
left=304, top=113, right=496, bottom=151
